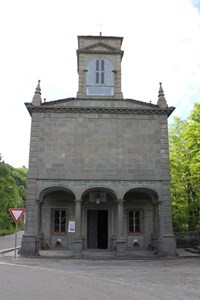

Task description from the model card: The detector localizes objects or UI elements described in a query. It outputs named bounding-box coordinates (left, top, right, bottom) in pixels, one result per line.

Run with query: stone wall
left=34, top=112, right=165, bottom=182
left=175, top=231, right=200, bottom=248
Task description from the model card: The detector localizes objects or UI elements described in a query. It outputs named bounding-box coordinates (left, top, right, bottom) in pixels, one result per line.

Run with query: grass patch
left=0, top=227, right=16, bottom=237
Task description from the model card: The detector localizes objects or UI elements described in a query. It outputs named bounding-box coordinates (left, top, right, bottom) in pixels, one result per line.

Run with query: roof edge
left=25, top=102, right=175, bottom=117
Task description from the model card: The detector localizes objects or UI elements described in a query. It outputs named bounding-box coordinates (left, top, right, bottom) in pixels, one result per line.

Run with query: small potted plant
left=133, top=239, right=139, bottom=247
left=42, top=243, right=49, bottom=250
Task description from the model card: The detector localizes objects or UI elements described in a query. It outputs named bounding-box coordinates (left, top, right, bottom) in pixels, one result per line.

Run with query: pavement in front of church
left=1, top=247, right=199, bottom=259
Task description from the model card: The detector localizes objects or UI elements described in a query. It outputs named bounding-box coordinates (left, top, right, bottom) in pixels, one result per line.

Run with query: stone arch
left=123, top=187, right=159, bottom=203
left=38, top=186, right=76, bottom=250
left=39, top=186, right=76, bottom=203
left=123, top=187, right=159, bottom=250
left=81, top=186, right=117, bottom=202
left=80, top=186, right=117, bottom=250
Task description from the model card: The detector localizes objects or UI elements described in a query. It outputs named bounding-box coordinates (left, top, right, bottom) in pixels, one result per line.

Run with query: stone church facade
left=21, top=35, right=176, bottom=256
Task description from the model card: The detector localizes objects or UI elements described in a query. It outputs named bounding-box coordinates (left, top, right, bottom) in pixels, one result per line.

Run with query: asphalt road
left=0, top=231, right=23, bottom=250
left=0, top=234, right=200, bottom=299
left=0, top=256, right=200, bottom=300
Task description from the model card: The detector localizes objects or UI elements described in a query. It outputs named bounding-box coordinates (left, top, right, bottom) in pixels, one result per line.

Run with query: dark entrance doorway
left=87, top=210, right=108, bottom=249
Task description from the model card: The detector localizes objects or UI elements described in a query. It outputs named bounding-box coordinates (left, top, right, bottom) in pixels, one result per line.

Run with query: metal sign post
left=8, top=208, right=26, bottom=259
left=14, top=223, right=17, bottom=259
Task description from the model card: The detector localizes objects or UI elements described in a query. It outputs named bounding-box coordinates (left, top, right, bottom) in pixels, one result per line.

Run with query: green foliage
left=169, top=103, right=200, bottom=231
left=10, top=166, right=27, bottom=206
left=0, top=160, right=27, bottom=235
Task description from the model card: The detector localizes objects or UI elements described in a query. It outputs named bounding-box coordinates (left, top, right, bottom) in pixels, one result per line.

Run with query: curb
left=0, top=246, right=20, bottom=255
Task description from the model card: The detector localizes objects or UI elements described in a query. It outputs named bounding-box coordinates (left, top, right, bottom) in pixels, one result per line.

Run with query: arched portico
left=38, top=186, right=76, bottom=250
left=123, top=187, right=160, bottom=251
left=34, top=184, right=162, bottom=253
left=80, top=187, right=117, bottom=251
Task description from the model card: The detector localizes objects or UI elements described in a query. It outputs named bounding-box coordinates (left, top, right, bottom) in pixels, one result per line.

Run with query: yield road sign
left=9, top=208, right=26, bottom=224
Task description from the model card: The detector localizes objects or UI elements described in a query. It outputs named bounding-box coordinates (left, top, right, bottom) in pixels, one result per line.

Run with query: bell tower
left=76, top=35, right=124, bottom=99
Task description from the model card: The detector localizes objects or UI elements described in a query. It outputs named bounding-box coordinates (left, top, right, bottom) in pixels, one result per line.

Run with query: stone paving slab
left=2, top=247, right=200, bottom=259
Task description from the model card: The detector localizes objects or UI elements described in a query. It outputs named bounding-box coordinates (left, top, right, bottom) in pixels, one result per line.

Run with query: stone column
left=114, top=70, right=123, bottom=99
left=21, top=111, right=40, bottom=256
left=116, top=199, right=126, bottom=254
left=159, top=194, right=176, bottom=256
left=158, top=116, right=176, bottom=256
left=73, top=199, right=83, bottom=255
left=21, top=192, right=40, bottom=256
left=34, top=200, right=41, bottom=254
left=77, top=69, right=87, bottom=98
left=75, top=200, right=82, bottom=239
left=35, top=200, right=41, bottom=236
left=152, top=200, right=161, bottom=251
left=117, top=199, right=124, bottom=238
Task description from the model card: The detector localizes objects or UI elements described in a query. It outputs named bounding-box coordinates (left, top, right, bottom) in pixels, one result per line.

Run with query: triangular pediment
left=39, top=98, right=158, bottom=109
left=78, top=42, right=123, bottom=55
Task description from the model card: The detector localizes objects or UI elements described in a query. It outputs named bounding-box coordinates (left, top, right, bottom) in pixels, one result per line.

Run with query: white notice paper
left=68, top=221, right=75, bottom=232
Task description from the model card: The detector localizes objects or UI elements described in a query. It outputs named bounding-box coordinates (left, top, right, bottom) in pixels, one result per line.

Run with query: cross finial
left=97, top=23, right=103, bottom=36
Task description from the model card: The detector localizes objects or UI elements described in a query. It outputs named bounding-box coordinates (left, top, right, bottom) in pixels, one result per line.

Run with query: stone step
left=185, top=248, right=200, bottom=255
left=193, top=245, right=200, bottom=252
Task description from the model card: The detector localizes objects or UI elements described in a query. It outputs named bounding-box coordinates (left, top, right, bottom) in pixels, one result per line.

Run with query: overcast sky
left=0, top=0, right=200, bottom=168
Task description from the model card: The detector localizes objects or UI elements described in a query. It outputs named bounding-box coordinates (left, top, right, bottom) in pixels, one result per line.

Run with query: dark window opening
left=96, top=59, right=105, bottom=84
left=129, top=210, right=140, bottom=233
left=54, top=210, right=66, bottom=233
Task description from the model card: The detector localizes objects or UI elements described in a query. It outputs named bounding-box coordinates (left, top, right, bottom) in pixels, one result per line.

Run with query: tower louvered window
left=86, top=59, right=114, bottom=96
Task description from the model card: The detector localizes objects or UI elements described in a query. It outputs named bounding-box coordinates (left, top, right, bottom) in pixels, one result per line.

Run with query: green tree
left=0, top=164, right=20, bottom=232
left=10, top=166, right=27, bottom=207
left=169, top=103, right=200, bottom=231
left=183, top=103, right=200, bottom=229
left=0, top=160, right=27, bottom=234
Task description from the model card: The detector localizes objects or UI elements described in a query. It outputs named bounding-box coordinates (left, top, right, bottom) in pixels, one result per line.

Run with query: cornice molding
left=25, top=103, right=175, bottom=117
left=77, top=49, right=123, bottom=55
